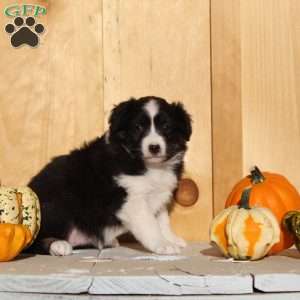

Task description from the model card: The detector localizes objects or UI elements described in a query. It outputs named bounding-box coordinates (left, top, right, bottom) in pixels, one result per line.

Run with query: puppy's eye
left=162, top=123, right=171, bottom=131
left=135, top=124, right=143, bottom=132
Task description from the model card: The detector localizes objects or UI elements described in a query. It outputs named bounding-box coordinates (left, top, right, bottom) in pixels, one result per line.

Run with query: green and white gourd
left=0, top=187, right=41, bottom=245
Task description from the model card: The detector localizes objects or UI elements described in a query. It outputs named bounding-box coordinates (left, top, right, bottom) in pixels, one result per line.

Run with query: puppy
left=28, top=96, right=192, bottom=256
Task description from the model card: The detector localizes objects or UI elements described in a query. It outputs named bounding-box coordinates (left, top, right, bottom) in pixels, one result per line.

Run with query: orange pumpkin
left=0, top=224, right=32, bottom=262
left=225, top=166, right=300, bottom=254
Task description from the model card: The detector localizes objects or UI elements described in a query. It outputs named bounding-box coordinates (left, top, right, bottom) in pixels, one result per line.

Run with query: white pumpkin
left=210, top=203, right=280, bottom=260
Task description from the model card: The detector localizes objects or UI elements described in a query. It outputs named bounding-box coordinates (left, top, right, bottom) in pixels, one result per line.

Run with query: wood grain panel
left=103, top=0, right=212, bottom=240
left=211, top=0, right=243, bottom=215
left=291, top=1, right=300, bottom=137
left=211, top=0, right=300, bottom=218
left=0, top=0, right=103, bottom=186
left=240, top=0, right=300, bottom=189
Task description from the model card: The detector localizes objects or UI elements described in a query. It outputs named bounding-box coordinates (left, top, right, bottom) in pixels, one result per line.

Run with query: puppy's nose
left=149, top=144, right=161, bottom=155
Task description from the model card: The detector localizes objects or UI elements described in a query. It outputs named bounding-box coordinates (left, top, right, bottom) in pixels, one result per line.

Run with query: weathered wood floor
left=0, top=242, right=300, bottom=299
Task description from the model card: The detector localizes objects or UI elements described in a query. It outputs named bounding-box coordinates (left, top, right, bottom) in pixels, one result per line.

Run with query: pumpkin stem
left=250, top=166, right=265, bottom=184
left=239, top=188, right=251, bottom=210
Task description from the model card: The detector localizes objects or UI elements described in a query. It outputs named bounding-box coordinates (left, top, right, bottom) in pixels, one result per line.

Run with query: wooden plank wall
left=102, top=0, right=212, bottom=241
left=0, top=0, right=212, bottom=240
left=210, top=0, right=243, bottom=215
left=0, top=0, right=103, bottom=186
left=211, top=0, right=300, bottom=215
left=2, top=0, right=300, bottom=241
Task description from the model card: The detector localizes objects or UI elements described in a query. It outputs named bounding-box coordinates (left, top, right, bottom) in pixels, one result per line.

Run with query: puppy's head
left=108, top=96, right=192, bottom=165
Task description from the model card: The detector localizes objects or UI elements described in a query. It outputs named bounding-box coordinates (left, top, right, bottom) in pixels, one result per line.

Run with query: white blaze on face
left=142, top=100, right=166, bottom=163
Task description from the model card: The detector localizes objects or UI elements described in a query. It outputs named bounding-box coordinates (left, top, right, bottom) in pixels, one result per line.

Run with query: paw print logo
left=5, top=16, right=44, bottom=48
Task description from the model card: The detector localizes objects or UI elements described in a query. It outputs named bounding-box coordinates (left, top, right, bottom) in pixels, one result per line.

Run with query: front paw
left=49, top=240, right=73, bottom=256
left=104, top=238, right=120, bottom=248
left=110, top=238, right=120, bottom=248
left=170, top=236, right=187, bottom=248
left=153, top=241, right=181, bottom=255
left=163, top=232, right=187, bottom=248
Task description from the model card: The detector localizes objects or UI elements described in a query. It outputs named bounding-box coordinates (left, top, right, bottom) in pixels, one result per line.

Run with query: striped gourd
left=0, top=187, right=41, bottom=246
left=210, top=189, right=280, bottom=261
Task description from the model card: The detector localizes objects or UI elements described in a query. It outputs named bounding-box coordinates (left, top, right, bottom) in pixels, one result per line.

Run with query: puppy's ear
left=172, top=102, right=192, bottom=141
left=108, top=98, right=137, bottom=139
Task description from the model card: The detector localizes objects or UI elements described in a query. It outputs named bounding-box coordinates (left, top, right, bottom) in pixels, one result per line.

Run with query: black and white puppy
left=28, top=96, right=192, bottom=256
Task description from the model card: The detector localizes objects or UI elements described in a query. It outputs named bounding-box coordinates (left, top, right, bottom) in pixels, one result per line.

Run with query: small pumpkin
left=0, top=187, right=41, bottom=245
left=210, top=188, right=280, bottom=260
left=0, top=223, right=32, bottom=262
left=283, top=211, right=300, bottom=252
left=225, top=166, right=300, bottom=254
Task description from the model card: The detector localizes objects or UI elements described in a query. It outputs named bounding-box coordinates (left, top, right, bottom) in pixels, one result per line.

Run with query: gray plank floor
left=2, top=293, right=300, bottom=300
left=0, top=242, right=299, bottom=296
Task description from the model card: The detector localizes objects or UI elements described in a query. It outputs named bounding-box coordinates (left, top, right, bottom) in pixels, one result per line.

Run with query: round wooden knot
left=175, top=178, right=199, bottom=207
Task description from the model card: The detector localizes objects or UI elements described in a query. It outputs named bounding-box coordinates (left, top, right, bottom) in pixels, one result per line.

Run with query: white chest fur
left=115, top=167, right=178, bottom=214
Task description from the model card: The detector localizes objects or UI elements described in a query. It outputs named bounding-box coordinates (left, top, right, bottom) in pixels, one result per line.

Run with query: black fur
left=27, top=96, right=192, bottom=254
